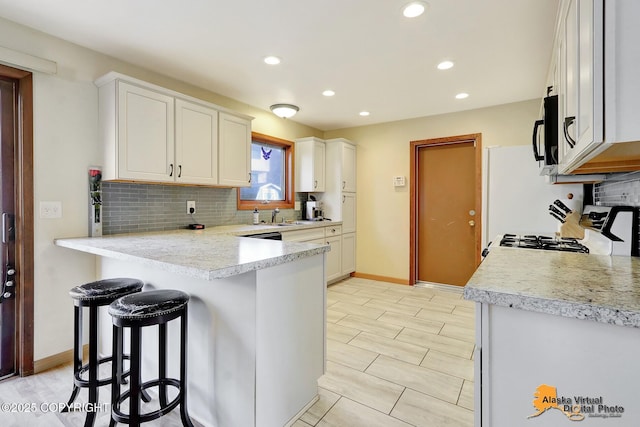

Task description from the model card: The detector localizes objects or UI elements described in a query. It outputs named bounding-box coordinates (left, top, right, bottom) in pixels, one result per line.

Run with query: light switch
left=40, top=201, right=62, bottom=218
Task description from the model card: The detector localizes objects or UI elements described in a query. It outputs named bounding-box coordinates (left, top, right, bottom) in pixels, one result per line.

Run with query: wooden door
left=411, top=135, right=481, bottom=286
left=0, top=77, right=16, bottom=378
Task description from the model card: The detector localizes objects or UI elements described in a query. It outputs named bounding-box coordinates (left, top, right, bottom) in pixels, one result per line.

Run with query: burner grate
left=499, top=234, right=589, bottom=254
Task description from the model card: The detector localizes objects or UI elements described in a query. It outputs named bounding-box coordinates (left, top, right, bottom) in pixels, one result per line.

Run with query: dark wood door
left=0, top=77, right=16, bottom=378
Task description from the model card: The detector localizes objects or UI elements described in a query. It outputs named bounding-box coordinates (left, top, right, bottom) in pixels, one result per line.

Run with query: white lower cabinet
left=281, top=225, right=353, bottom=284
left=281, top=228, right=325, bottom=243
left=325, top=235, right=342, bottom=282
left=341, top=232, right=356, bottom=275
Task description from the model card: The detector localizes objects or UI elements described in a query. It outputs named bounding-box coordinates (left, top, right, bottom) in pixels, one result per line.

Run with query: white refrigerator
left=482, top=145, right=584, bottom=246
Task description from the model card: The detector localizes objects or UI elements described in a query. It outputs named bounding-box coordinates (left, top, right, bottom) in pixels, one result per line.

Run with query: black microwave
left=532, top=94, right=558, bottom=174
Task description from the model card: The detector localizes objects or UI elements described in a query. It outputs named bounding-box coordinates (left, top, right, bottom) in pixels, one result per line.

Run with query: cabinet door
left=219, top=112, right=251, bottom=187
left=326, top=235, right=342, bottom=282
left=175, top=99, right=218, bottom=185
left=313, top=140, right=326, bottom=191
left=342, top=193, right=356, bottom=234
left=117, top=82, right=175, bottom=181
left=561, top=0, right=579, bottom=163
left=341, top=232, right=356, bottom=275
left=341, top=143, right=356, bottom=192
left=559, top=0, right=604, bottom=172
left=296, top=138, right=326, bottom=192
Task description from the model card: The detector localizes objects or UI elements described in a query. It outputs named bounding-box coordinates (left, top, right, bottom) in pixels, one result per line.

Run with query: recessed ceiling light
left=456, top=93, right=469, bottom=99
left=437, top=60, right=454, bottom=70
left=359, top=111, right=370, bottom=117
left=264, top=56, right=281, bottom=65
left=322, top=90, right=335, bottom=97
left=402, top=1, right=428, bottom=18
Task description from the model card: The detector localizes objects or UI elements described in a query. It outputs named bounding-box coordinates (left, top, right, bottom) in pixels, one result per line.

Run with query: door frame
left=409, top=133, right=482, bottom=285
left=0, top=63, right=34, bottom=376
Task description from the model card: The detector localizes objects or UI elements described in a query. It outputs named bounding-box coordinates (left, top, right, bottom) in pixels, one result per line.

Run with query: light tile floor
left=0, top=277, right=474, bottom=427
left=293, top=277, right=475, bottom=427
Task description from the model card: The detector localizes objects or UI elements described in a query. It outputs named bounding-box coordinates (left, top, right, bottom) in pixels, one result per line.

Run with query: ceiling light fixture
left=270, top=103, right=299, bottom=118
left=455, top=92, right=469, bottom=99
left=322, top=90, right=335, bottom=97
left=359, top=111, right=370, bottom=117
left=264, top=56, right=281, bottom=65
left=437, top=60, right=454, bottom=70
left=402, top=1, right=428, bottom=18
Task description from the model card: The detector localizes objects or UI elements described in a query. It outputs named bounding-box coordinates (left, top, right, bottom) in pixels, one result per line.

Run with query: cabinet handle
left=169, top=164, right=174, bottom=177
left=178, top=165, right=182, bottom=178
left=248, top=173, right=251, bottom=183
left=563, top=116, right=576, bottom=148
left=532, top=119, right=545, bottom=161
left=314, top=180, right=317, bottom=189
left=343, top=195, right=345, bottom=203
left=342, top=181, right=346, bottom=189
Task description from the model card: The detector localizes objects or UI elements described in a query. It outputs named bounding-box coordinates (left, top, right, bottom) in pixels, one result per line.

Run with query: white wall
left=324, top=99, right=540, bottom=282
left=1, top=16, right=322, bottom=361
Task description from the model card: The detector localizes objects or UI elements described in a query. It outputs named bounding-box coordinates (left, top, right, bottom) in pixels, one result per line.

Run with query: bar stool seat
left=64, top=278, right=145, bottom=427
left=109, top=289, right=194, bottom=427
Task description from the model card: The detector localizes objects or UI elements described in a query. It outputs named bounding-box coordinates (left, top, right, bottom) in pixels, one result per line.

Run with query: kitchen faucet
left=271, top=208, right=280, bottom=223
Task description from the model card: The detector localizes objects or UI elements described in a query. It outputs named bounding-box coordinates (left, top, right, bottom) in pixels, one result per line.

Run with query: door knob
left=468, top=220, right=475, bottom=227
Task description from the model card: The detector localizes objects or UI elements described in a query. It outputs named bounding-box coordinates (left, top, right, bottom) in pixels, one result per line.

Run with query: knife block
left=560, top=211, right=585, bottom=240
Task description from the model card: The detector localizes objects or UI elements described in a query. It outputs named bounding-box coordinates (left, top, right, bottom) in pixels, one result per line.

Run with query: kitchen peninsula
left=55, top=228, right=329, bottom=427
left=464, top=247, right=640, bottom=426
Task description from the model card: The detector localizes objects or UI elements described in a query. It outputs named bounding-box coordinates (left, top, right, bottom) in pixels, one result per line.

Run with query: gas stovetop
left=499, top=234, right=590, bottom=254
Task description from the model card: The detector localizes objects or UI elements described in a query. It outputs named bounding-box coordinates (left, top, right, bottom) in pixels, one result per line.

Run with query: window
left=237, top=132, right=294, bottom=210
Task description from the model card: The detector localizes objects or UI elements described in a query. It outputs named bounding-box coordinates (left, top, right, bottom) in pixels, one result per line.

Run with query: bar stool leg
left=84, top=305, right=99, bottom=427
left=158, top=323, right=167, bottom=408
left=130, top=325, right=142, bottom=427
left=62, top=304, right=82, bottom=412
left=110, top=324, right=119, bottom=427
left=179, top=309, right=194, bottom=427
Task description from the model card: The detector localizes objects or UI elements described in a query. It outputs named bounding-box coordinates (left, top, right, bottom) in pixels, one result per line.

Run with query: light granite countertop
left=55, top=222, right=334, bottom=281
left=463, top=246, right=640, bottom=328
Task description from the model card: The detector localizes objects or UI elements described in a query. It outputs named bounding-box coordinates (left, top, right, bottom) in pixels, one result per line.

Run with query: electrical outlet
left=187, top=201, right=196, bottom=214
left=40, top=201, right=62, bottom=218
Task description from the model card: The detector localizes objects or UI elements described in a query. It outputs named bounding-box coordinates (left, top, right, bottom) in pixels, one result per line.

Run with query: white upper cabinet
left=558, top=0, right=603, bottom=172
left=295, top=137, right=326, bottom=192
left=341, top=142, right=357, bottom=192
left=218, top=112, right=251, bottom=187
left=96, top=72, right=253, bottom=186
left=175, top=99, right=218, bottom=185
left=104, top=81, right=175, bottom=182
left=557, top=0, right=640, bottom=174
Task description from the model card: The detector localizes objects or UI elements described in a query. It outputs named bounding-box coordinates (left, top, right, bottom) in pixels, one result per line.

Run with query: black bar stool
left=109, top=289, right=194, bottom=427
left=64, top=278, right=145, bottom=427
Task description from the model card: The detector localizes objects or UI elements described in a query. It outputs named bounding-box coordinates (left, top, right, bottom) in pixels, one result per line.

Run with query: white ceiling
left=0, top=0, right=559, bottom=131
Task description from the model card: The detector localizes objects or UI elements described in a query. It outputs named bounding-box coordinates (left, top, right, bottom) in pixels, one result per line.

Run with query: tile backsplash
left=593, top=171, right=640, bottom=207
left=102, top=182, right=300, bottom=235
